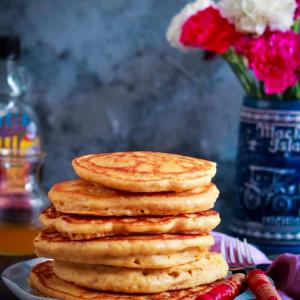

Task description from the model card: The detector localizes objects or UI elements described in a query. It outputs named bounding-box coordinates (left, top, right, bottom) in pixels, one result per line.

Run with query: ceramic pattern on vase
left=231, top=98, right=300, bottom=254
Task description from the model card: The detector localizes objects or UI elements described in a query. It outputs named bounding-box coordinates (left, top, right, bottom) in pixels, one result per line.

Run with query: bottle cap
left=0, top=35, right=21, bottom=59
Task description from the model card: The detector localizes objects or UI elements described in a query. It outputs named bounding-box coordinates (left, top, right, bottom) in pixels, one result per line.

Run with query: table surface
left=0, top=255, right=34, bottom=299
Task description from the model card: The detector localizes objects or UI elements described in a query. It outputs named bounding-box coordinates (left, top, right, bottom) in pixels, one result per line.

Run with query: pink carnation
left=180, top=7, right=241, bottom=54
left=237, top=31, right=300, bottom=94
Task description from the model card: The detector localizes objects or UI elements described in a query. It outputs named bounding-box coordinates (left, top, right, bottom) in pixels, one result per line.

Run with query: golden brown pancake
left=61, top=248, right=209, bottom=269
left=30, top=261, right=238, bottom=299
left=52, top=253, right=228, bottom=294
left=48, top=179, right=219, bottom=216
left=40, top=206, right=220, bottom=240
left=72, top=152, right=216, bottom=192
left=34, top=230, right=214, bottom=264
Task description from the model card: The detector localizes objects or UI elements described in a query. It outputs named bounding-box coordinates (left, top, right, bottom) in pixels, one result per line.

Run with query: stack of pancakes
left=30, top=151, right=228, bottom=299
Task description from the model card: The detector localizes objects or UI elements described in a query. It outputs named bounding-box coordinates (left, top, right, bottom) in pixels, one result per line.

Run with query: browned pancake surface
left=40, top=206, right=220, bottom=239
left=34, top=230, right=214, bottom=262
left=72, top=152, right=216, bottom=192
left=51, top=253, right=228, bottom=293
left=48, top=179, right=219, bottom=216
left=42, top=206, right=218, bottom=225
left=37, top=230, right=209, bottom=242
left=30, top=261, right=230, bottom=300
left=49, top=179, right=214, bottom=201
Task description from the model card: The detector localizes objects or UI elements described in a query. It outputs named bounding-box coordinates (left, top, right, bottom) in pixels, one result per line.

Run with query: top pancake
left=72, top=152, right=216, bottom=192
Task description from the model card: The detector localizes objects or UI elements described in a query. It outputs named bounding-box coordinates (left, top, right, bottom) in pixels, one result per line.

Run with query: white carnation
left=166, top=0, right=214, bottom=50
left=219, top=0, right=297, bottom=35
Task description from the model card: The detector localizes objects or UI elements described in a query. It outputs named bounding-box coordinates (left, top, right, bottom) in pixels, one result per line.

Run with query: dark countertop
left=0, top=255, right=34, bottom=300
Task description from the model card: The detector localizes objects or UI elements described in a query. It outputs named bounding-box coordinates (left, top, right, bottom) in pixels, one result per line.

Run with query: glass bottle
left=0, top=36, right=46, bottom=255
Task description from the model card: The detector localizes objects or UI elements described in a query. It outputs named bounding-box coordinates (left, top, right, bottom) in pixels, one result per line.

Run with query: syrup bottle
left=0, top=36, right=46, bottom=255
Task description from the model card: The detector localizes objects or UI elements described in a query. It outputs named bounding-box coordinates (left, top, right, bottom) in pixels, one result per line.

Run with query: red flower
left=180, top=7, right=241, bottom=54
left=237, top=31, right=300, bottom=94
left=234, top=36, right=252, bottom=56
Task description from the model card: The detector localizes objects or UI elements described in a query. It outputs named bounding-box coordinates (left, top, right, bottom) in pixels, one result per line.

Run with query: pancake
left=48, top=179, right=219, bottom=216
left=30, top=261, right=243, bottom=300
left=40, top=206, right=220, bottom=240
left=71, top=152, right=216, bottom=192
left=34, top=231, right=214, bottom=263
left=52, top=253, right=228, bottom=294
left=66, top=248, right=210, bottom=269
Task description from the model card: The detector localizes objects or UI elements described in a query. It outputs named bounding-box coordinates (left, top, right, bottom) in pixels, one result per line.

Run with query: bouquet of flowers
left=167, top=0, right=300, bottom=99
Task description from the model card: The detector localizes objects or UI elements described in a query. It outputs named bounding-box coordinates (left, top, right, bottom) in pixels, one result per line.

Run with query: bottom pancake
left=30, top=261, right=239, bottom=300
left=52, top=253, right=228, bottom=294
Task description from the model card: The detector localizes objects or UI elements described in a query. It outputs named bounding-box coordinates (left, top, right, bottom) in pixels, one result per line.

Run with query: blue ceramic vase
left=231, top=97, right=300, bottom=254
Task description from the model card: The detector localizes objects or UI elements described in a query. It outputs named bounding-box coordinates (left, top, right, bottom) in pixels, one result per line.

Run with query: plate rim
left=1, top=257, right=53, bottom=300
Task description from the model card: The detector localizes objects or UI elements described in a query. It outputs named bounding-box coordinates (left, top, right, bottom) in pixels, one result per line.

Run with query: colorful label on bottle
left=0, top=111, right=43, bottom=223
left=0, top=112, right=40, bottom=155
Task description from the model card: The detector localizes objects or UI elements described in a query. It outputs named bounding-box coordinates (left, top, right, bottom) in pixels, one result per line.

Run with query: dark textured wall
left=0, top=0, right=243, bottom=204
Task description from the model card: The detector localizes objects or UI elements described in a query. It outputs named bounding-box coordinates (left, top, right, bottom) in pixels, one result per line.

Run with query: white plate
left=1, top=258, right=53, bottom=300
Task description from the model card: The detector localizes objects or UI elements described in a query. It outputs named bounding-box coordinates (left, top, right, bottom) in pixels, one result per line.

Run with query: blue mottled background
left=0, top=0, right=243, bottom=213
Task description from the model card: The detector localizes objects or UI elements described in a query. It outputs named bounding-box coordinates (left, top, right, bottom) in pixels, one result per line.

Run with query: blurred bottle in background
left=0, top=35, right=46, bottom=255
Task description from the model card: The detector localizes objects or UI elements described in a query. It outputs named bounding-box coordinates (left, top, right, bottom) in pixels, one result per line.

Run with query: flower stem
left=223, top=49, right=300, bottom=100
left=295, top=82, right=300, bottom=98
left=223, top=50, right=258, bottom=98
left=292, top=19, right=300, bottom=33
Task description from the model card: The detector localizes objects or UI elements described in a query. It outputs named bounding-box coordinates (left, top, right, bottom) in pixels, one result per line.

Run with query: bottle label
left=0, top=112, right=41, bottom=155
left=0, top=111, right=43, bottom=221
